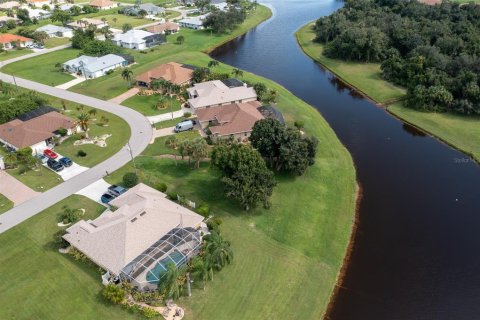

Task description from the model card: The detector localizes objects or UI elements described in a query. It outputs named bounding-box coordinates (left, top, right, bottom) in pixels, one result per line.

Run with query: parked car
left=35, top=154, right=48, bottom=164
left=47, top=159, right=64, bottom=172
left=59, top=157, right=73, bottom=167
left=101, top=193, right=116, bottom=204
left=108, top=185, right=127, bottom=197
left=43, top=149, right=58, bottom=159
left=174, top=119, right=194, bottom=133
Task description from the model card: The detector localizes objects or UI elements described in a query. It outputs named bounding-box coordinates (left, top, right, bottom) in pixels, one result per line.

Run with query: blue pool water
left=146, top=251, right=186, bottom=284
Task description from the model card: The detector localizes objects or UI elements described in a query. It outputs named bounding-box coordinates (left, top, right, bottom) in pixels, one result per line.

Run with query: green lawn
left=388, top=103, right=480, bottom=162
left=44, top=37, right=71, bottom=49
left=0, top=49, right=34, bottom=62
left=142, top=130, right=200, bottom=157
left=164, top=9, right=181, bottom=19
left=104, top=52, right=357, bottom=319
left=295, top=23, right=406, bottom=104
left=0, top=195, right=144, bottom=320
left=0, top=194, right=13, bottom=214
left=91, top=14, right=151, bottom=29
left=122, top=94, right=181, bottom=116
left=2, top=48, right=79, bottom=86
left=6, top=166, right=62, bottom=192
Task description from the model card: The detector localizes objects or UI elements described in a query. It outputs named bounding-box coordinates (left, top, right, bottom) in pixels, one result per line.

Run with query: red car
left=43, top=149, right=58, bottom=159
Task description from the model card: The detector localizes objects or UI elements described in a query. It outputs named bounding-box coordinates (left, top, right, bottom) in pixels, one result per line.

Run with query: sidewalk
left=55, top=75, right=86, bottom=90
left=150, top=127, right=175, bottom=143
left=0, top=171, right=39, bottom=206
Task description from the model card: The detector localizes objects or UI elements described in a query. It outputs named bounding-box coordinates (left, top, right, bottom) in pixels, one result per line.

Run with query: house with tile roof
left=67, top=18, right=108, bottom=30
left=112, top=29, right=164, bottom=50
left=89, top=0, right=117, bottom=10
left=196, top=101, right=264, bottom=141
left=0, top=34, right=33, bottom=50
left=36, top=24, right=73, bottom=38
left=0, top=1, right=20, bottom=10
left=123, top=2, right=164, bottom=16
left=26, top=0, right=51, bottom=8
left=62, top=54, right=128, bottom=79
left=146, top=22, right=179, bottom=34
left=135, top=62, right=194, bottom=87
left=0, top=106, right=77, bottom=153
left=63, top=183, right=205, bottom=291
left=187, top=79, right=257, bottom=110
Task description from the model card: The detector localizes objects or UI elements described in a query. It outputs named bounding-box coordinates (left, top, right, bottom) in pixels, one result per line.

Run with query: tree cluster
left=250, top=119, right=318, bottom=176
left=313, top=0, right=480, bottom=115
left=203, top=7, right=247, bottom=33
left=0, top=88, right=48, bottom=124
left=72, top=29, right=121, bottom=56
left=211, top=142, right=276, bottom=210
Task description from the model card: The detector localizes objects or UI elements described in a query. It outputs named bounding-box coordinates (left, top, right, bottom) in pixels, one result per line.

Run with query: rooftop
left=36, top=24, right=72, bottom=34
left=63, top=183, right=204, bottom=275
left=196, top=101, right=264, bottom=136
left=68, top=18, right=107, bottom=28
left=113, top=29, right=156, bottom=44
left=63, top=54, right=126, bottom=73
left=146, top=22, right=180, bottom=34
left=178, top=15, right=208, bottom=26
left=135, top=62, right=194, bottom=85
left=89, top=0, right=116, bottom=7
left=0, top=109, right=75, bottom=149
left=0, top=33, right=32, bottom=44
left=187, top=80, right=257, bottom=109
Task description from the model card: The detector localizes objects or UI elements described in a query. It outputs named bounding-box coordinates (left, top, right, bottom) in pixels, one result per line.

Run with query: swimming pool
left=146, top=251, right=186, bottom=284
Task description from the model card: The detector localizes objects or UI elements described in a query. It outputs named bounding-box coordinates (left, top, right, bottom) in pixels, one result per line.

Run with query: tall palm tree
left=208, top=60, right=219, bottom=69
left=204, top=230, right=233, bottom=271
left=165, top=135, right=179, bottom=164
left=121, top=68, right=133, bottom=88
left=158, top=263, right=186, bottom=300
left=231, top=68, right=243, bottom=78
left=189, top=255, right=213, bottom=290
left=76, top=113, right=91, bottom=138
left=179, top=140, right=193, bottom=162
left=191, top=138, right=208, bottom=169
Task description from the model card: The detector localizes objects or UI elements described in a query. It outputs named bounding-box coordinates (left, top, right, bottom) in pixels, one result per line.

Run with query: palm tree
left=190, top=255, right=213, bottom=290
left=121, top=68, right=133, bottom=88
left=231, top=68, right=243, bottom=78
left=204, top=230, right=233, bottom=271
left=268, top=89, right=278, bottom=103
left=208, top=60, right=219, bottom=69
left=137, top=9, right=147, bottom=19
left=158, top=263, right=186, bottom=300
left=179, top=140, right=193, bottom=162
left=76, top=113, right=91, bottom=138
left=4, top=152, right=17, bottom=169
left=99, top=26, right=113, bottom=40
left=164, top=135, right=179, bottom=164
left=191, top=138, right=208, bottom=169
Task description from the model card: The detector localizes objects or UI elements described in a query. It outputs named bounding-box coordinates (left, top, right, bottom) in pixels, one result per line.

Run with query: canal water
left=211, top=0, right=480, bottom=319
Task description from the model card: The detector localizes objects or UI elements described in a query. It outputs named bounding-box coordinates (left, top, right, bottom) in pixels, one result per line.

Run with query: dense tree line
left=0, top=84, right=47, bottom=124
left=203, top=7, right=247, bottom=33
left=313, top=0, right=480, bottom=115
left=72, top=29, right=121, bottom=56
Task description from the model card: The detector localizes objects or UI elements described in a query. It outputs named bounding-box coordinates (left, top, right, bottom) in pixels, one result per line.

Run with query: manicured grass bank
left=0, top=194, right=13, bottom=214
left=105, top=53, right=357, bottom=319
left=388, top=103, right=480, bottom=162
left=295, top=23, right=405, bottom=104
left=296, top=22, right=480, bottom=162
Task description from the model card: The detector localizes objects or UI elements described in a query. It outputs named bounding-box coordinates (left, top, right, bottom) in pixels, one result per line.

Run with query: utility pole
left=12, top=74, right=17, bottom=89
left=127, top=141, right=137, bottom=175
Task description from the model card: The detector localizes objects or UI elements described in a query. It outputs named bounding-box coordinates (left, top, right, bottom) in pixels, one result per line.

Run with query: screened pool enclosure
left=120, top=227, right=202, bottom=291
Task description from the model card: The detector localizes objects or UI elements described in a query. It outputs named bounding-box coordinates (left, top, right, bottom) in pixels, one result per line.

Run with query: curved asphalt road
left=0, top=45, right=153, bottom=233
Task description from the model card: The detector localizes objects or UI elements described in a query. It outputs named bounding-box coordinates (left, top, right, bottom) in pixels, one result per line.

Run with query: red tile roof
left=136, top=62, right=193, bottom=86
left=146, top=22, right=180, bottom=34
left=196, top=101, right=264, bottom=136
left=0, top=33, right=32, bottom=44
left=0, top=111, right=75, bottom=148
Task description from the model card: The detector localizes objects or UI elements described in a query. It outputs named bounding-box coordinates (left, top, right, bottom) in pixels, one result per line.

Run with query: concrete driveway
left=0, top=171, right=39, bottom=206
left=75, top=179, right=111, bottom=203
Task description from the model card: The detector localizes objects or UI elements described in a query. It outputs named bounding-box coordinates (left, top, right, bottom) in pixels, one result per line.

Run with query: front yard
left=44, top=37, right=71, bottom=49
left=90, top=14, right=151, bottom=29
left=0, top=49, right=34, bottom=62
left=121, top=93, right=182, bottom=116
left=2, top=48, right=79, bottom=86
left=0, top=194, right=13, bottom=214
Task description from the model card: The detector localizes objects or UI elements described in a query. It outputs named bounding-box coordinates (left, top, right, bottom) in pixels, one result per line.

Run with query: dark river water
left=211, top=0, right=480, bottom=319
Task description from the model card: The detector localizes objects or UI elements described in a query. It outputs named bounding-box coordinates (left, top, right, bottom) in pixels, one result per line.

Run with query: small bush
left=212, top=217, right=223, bottom=226
left=102, top=284, right=125, bottom=304
left=196, top=204, right=210, bottom=217
left=294, top=120, right=305, bottom=130
left=207, top=219, right=220, bottom=233
left=105, top=69, right=114, bottom=75
left=167, top=192, right=177, bottom=201
left=139, top=50, right=148, bottom=54
left=183, top=112, right=192, bottom=118
left=142, top=307, right=158, bottom=319
left=77, top=150, right=87, bottom=157
left=57, top=128, right=68, bottom=136
left=155, top=182, right=168, bottom=193
left=123, top=172, right=139, bottom=188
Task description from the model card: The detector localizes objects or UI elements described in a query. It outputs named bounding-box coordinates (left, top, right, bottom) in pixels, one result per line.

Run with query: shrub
left=167, top=192, right=177, bottom=201
left=183, top=112, right=192, bottom=118
left=57, top=127, right=68, bottom=136
left=207, top=219, right=220, bottom=233
left=155, top=182, right=168, bottom=193
left=142, top=307, right=158, bottom=318
left=102, top=284, right=125, bottom=304
left=294, top=120, right=305, bottom=130
left=212, top=216, right=223, bottom=226
left=196, top=204, right=210, bottom=217
left=139, top=50, right=148, bottom=54
left=77, top=150, right=87, bottom=157
left=123, top=172, right=139, bottom=188
left=105, top=69, right=114, bottom=75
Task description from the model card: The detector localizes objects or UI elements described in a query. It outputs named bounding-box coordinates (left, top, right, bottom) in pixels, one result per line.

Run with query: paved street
left=0, top=53, right=153, bottom=233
